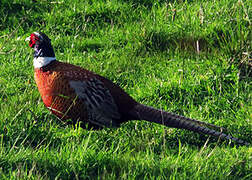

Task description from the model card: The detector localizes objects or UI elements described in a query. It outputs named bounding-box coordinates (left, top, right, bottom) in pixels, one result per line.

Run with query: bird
left=26, top=32, right=248, bottom=145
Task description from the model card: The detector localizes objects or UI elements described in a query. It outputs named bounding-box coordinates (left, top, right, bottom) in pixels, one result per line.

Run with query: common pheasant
left=26, top=32, right=248, bottom=145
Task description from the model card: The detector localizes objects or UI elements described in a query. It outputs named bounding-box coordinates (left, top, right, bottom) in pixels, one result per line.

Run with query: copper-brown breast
left=34, top=64, right=88, bottom=121
left=34, top=61, right=138, bottom=127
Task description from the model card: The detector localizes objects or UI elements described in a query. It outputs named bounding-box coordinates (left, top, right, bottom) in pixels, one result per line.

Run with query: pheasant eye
left=29, top=33, right=40, bottom=48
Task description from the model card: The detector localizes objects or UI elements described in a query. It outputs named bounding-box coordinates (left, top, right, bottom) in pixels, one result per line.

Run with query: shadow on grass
left=139, top=28, right=251, bottom=80
left=1, top=125, right=250, bottom=179
left=82, top=10, right=122, bottom=25
left=0, top=1, right=51, bottom=32
left=55, top=39, right=104, bottom=54
left=77, top=42, right=104, bottom=53
left=239, top=62, right=252, bottom=78
left=1, top=117, right=249, bottom=179
left=0, top=150, right=174, bottom=179
left=169, top=126, right=251, bottom=148
left=140, top=28, right=249, bottom=54
left=137, top=31, right=211, bottom=55
left=140, top=30, right=217, bottom=53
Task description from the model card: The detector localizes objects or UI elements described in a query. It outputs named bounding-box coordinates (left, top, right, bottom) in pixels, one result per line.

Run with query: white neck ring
left=33, top=57, right=56, bottom=68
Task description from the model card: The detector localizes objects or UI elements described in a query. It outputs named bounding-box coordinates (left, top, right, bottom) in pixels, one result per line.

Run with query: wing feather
left=69, top=79, right=121, bottom=127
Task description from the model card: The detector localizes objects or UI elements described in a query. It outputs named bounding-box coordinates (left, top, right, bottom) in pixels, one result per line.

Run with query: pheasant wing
left=69, top=78, right=121, bottom=127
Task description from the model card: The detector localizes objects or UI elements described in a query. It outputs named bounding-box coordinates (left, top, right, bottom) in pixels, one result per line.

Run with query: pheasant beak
left=25, top=36, right=30, bottom=41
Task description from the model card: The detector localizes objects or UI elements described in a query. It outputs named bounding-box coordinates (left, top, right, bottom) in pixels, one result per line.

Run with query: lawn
left=0, top=0, right=251, bottom=179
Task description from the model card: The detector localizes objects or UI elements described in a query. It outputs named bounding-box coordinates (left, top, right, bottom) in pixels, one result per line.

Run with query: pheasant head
left=26, top=32, right=56, bottom=68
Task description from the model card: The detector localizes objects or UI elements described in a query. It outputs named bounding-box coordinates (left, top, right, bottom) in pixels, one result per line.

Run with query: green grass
left=0, top=0, right=251, bottom=179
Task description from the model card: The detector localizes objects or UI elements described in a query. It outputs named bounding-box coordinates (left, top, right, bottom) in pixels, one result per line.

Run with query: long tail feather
left=129, top=104, right=248, bottom=145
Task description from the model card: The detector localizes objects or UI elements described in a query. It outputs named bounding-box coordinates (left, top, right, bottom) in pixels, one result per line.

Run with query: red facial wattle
left=29, top=33, right=40, bottom=48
